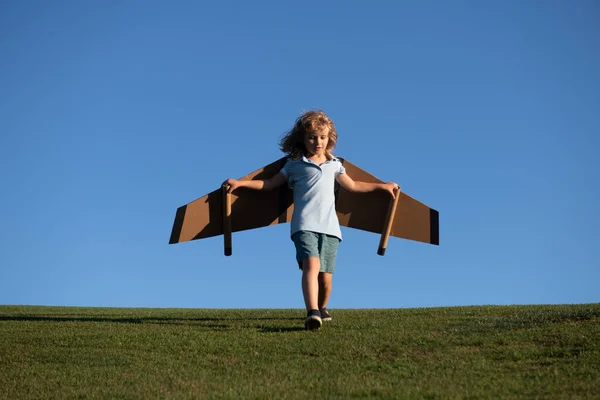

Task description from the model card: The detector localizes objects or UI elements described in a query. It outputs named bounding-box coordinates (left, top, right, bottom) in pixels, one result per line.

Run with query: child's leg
left=317, top=234, right=339, bottom=311
left=318, top=272, right=333, bottom=310
left=301, top=256, right=321, bottom=311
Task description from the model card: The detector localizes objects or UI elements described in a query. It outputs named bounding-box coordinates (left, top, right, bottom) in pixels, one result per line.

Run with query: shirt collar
left=300, top=156, right=337, bottom=164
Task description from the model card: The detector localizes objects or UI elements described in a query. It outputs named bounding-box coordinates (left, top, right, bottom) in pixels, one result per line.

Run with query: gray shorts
left=292, top=230, right=340, bottom=274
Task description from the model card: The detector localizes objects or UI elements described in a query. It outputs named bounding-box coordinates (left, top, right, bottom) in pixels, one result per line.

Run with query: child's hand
left=222, top=178, right=241, bottom=193
left=384, top=182, right=400, bottom=198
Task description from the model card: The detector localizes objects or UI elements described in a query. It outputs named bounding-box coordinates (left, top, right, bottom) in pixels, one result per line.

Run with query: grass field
left=1, top=304, right=599, bottom=399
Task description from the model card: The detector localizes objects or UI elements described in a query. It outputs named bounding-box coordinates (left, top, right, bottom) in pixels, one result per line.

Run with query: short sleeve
left=336, top=160, right=346, bottom=176
left=279, top=159, right=290, bottom=179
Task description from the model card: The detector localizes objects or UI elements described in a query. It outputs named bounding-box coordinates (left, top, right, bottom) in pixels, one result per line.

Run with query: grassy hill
left=1, top=304, right=598, bottom=398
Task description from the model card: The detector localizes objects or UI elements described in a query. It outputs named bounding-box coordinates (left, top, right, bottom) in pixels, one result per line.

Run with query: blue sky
left=1, top=1, right=598, bottom=309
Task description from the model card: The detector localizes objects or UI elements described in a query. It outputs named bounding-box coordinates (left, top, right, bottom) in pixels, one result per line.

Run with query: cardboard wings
left=169, top=157, right=439, bottom=255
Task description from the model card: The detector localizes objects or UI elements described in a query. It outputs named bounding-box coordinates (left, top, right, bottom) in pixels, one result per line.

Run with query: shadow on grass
left=259, top=326, right=306, bottom=333
left=0, top=315, right=300, bottom=325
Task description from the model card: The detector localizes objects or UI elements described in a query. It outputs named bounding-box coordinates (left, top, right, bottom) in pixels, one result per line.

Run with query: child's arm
left=336, top=173, right=399, bottom=198
left=223, top=172, right=286, bottom=193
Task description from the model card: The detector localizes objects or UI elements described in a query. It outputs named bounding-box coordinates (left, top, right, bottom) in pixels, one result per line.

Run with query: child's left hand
left=384, top=182, right=400, bottom=198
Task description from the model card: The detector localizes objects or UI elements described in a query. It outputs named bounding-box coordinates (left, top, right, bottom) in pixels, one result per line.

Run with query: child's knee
left=301, top=256, right=321, bottom=272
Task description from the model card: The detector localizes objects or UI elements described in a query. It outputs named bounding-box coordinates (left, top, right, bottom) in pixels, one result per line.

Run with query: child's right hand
left=383, top=182, right=400, bottom=198
left=222, top=178, right=241, bottom=193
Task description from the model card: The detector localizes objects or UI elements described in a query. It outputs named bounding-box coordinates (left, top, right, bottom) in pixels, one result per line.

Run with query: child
left=224, top=110, right=398, bottom=330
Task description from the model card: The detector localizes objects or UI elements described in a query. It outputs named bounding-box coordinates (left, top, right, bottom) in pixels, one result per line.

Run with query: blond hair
left=279, top=110, right=338, bottom=160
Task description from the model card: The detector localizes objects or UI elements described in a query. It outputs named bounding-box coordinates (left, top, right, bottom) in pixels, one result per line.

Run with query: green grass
left=1, top=304, right=599, bottom=399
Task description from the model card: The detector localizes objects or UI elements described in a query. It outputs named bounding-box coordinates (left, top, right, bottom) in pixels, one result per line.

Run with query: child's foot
left=320, top=308, right=332, bottom=321
left=304, top=309, right=322, bottom=330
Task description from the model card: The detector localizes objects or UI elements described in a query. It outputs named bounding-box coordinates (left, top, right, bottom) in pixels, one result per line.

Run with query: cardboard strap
left=377, top=188, right=400, bottom=256
left=222, top=185, right=232, bottom=256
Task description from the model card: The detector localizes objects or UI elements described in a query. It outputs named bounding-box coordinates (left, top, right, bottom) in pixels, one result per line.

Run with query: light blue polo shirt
left=280, top=156, right=346, bottom=240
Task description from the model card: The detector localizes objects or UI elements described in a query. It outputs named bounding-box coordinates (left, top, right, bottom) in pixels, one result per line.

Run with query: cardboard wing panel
left=337, top=159, right=439, bottom=245
left=229, top=156, right=293, bottom=233
left=336, top=158, right=387, bottom=234
left=391, top=194, right=439, bottom=245
left=169, top=157, right=292, bottom=244
left=170, top=188, right=221, bottom=243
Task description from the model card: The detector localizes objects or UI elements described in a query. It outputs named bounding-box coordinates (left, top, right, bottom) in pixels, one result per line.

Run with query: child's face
left=304, top=127, right=329, bottom=158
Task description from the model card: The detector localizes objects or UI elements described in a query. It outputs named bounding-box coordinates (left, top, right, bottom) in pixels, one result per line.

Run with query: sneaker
left=320, top=308, right=332, bottom=321
left=304, top=309, right=322, bottom=330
